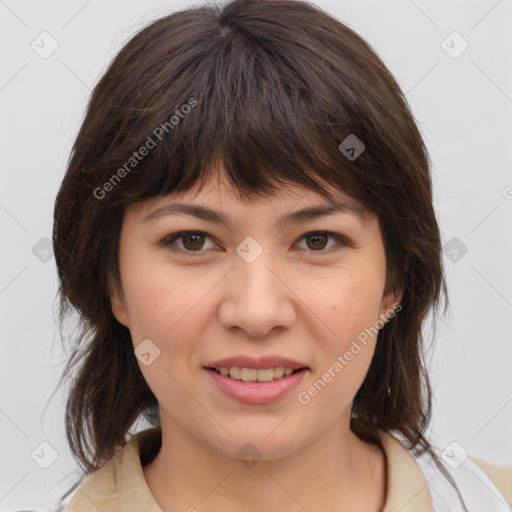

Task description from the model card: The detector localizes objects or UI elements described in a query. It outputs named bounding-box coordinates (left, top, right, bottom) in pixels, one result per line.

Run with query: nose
left=217, top=248, right=296, bottom=338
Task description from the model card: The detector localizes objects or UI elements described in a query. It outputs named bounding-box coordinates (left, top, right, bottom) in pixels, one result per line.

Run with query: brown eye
left=304, top=233, right=329, bottom=250
left=163, top=231, right=216, bottom=254
left=181, top=233, right=206, bottom=251
left=296, top=231, right=346, bottom=253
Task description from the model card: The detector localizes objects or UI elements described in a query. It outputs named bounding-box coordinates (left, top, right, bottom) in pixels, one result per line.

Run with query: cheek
left=321, top=266, right=384, bottom=336
left=118, top=252, right=217, bottom=404
left=298, top=275, right=383, bottom=411
left=304, top=260, right=385, bottom=385
left=119, top=248, right=219, bottom=345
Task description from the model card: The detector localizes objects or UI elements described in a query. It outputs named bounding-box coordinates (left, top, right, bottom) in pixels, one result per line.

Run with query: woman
left=51, top=0, right=510, bottom=510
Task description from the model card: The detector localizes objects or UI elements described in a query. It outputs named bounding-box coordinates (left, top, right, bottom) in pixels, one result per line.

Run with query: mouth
left=204, top=366, right=309, bottom=383
left=203, top=366, right=309, bottom=404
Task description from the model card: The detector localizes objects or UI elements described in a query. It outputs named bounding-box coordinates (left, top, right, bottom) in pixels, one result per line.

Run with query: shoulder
left=469, top=455, right=512, bottom=505
left=67, top=442, right=133, bottom=511
left=66, top=428, right=160, bottom=512
left=397, top=434, right=511, bottom=511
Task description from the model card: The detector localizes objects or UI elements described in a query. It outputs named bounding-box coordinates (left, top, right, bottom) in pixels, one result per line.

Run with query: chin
left=207, top=430, right=306, bottom=464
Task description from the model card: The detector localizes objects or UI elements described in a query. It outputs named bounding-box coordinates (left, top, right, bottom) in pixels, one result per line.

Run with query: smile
left=209, top=366, right=304, bottom=382
left=204, top=367, right=309, bottom=404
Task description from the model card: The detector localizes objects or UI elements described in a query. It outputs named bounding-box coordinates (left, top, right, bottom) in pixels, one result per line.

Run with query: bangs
left=89, top=3, right=390, bottom=211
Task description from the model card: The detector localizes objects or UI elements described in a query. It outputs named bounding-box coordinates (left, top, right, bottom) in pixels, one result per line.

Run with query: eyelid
left=163, top=231, right=220, bottom=254
left=160, top=230, right=351, bottom=256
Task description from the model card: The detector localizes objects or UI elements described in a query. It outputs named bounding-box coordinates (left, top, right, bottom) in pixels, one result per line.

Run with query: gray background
left=1, top=0, right=511, bottom=509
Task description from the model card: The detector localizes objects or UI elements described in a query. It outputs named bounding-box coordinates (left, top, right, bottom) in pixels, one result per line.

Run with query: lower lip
left=204, top=368, right=308, bottom=404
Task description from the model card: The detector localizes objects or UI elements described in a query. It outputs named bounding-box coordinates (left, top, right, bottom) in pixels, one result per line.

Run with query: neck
left=142, top=415, right=387, bottom=512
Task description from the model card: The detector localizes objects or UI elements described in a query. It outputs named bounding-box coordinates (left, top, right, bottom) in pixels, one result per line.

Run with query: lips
left=203, top=355, right=309, bottom=371
left=202, top=356, right=310, bottom=404
left=205, top=366, right=309, bottom=404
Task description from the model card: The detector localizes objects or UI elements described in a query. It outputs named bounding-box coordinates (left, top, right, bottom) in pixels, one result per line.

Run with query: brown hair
left=52, top=0, right=466, bottom=507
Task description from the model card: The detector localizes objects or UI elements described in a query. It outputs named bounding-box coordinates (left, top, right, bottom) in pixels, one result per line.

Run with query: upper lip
left=203, top=356, right=309, bottom=370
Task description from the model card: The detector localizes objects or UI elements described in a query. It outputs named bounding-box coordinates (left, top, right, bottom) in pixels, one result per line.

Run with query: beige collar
left=70, top=428, right=435, bottom=511
left=380, top=431, right=435, bottom=511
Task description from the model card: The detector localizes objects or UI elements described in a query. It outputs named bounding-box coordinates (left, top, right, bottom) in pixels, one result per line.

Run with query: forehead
left=132, top=189, right=371, bottom=234
left=125, top=163, right=372, bottom=228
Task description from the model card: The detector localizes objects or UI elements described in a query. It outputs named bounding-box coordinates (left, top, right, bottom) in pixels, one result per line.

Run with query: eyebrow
left=141, top=200, right=366, bottom=228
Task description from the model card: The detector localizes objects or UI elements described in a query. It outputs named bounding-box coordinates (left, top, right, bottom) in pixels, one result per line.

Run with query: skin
left=111, top=166, right=401, bottom=512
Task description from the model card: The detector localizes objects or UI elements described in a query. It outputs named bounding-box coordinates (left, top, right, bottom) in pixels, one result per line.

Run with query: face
left=111, top=168, right=400, bottom=462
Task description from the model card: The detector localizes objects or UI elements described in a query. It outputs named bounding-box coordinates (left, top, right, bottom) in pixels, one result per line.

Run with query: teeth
left=215, top=366, right=299, bottom=382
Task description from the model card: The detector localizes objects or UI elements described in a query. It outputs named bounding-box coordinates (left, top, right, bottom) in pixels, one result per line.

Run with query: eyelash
left=160, top=231, right=349, bottom=257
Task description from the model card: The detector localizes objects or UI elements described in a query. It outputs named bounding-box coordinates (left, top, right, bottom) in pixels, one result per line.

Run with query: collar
left=380, top=431, right=435, bottom=511
left=70, top=428, right=435, bottom=511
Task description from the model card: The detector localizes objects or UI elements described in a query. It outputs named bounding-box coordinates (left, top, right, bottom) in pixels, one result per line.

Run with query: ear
left=379, top=288, right=403, bottom=323
left=110, top=280, right=130, bottom=328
